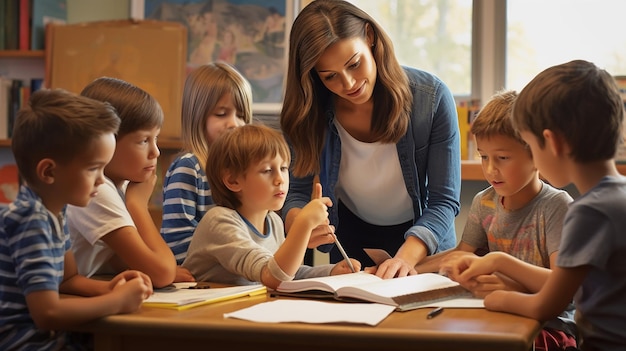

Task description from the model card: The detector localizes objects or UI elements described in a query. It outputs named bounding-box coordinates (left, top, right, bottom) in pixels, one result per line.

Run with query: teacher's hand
left=307, top=224, right=336, bottom=248
left=364, top=257, right=417, bottom=279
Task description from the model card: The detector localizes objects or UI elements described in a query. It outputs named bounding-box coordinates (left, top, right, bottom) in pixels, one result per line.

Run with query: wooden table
left=73, top=289, right=540, bottom=351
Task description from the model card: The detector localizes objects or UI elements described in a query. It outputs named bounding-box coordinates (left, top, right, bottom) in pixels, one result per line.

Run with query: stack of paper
left=143, top=284, right=266, bottom=311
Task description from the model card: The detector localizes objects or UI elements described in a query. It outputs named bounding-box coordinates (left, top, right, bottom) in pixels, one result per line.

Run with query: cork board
left=46, top=20, right=187, bottom=139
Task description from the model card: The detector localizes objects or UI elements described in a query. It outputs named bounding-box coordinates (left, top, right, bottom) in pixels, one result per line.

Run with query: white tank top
left=334, top=120, right=414, bottom=225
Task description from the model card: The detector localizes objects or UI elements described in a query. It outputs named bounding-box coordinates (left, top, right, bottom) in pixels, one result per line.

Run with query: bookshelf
left=0, top=50, right=45, bottom=58
left=0, top=50, right=46, bottom=79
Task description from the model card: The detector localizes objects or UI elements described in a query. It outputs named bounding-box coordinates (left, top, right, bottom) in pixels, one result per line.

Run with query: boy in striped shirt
left=0, top=89, right=152, bottom=351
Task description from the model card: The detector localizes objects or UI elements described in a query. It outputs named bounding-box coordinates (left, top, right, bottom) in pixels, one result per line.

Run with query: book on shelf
left=31, top=0, right=67, bottom=50
left=273, top=272, right=483, bottom=311
left=0, top=77, right=11, bottom=140
left=614, top=75, right=626, bottom=163
left=143, top=283, right=266, bottom=311
left=18, top=0, right=30, bottom=50
left=456, top=99, right=481, bottom=161
left=4, top=0, right=19, bottom=50
left=0, top=2, right=5, bottom=50
left=7, top=79, right=22, bottom=138
left=0, top=78, right=45, bottom=139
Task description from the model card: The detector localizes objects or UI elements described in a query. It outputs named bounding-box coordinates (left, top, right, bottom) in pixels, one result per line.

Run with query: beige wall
left=67, top=0, right=130, bottom=23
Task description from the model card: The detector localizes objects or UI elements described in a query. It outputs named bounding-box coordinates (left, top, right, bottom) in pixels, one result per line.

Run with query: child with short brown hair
left=417, top=90, right=577, bottom=350
left=183, top=124, right=359, bottom=289
left=66, top=77, right=179, bottom=288
left=1, top=88, right=152, bottom=351
left=442, top=60, right=626, bottom=350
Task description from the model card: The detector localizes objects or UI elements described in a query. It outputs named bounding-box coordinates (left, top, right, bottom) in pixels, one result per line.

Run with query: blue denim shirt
left=283, top=67, right=461, bottom=255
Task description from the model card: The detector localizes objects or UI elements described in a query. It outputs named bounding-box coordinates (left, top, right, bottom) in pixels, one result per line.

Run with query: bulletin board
left=45, top=19, right=187, bottom=139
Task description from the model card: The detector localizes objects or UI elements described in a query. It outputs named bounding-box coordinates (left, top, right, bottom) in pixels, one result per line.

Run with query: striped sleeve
left=160, top=153, right=214, bottom=265
left=0, top=187, right=67, bottom=351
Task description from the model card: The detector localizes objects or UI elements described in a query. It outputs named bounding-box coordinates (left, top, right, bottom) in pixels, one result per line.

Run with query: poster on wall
left=132, top=0, right=296, bottom=113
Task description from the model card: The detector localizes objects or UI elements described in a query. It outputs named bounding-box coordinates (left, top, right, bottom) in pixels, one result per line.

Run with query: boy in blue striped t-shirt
left=0, top=89, right=152, bottom=351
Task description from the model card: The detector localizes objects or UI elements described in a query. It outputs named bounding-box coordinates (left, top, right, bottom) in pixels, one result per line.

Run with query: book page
left=335, top=273, right=462, bottom=306
left=276, top=272, right=382, bottom=293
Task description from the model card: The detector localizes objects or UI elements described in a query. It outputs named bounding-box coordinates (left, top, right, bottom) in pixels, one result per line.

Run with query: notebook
left=143, top=284, right=266, bottom=311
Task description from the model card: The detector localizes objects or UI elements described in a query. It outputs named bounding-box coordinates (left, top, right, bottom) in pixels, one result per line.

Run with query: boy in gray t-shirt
left=416, top=90, right=577, bottom=350
left=441, top=60, right=626, bottom=351
left=444, top=60, right=626, bottom=351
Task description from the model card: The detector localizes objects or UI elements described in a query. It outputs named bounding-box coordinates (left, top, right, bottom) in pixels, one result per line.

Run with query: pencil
left=334, top=236, right=356, bottom=273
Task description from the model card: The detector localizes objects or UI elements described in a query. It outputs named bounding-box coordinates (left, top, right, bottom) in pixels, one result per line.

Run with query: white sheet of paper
left=224, top=300, right=395, bottom=326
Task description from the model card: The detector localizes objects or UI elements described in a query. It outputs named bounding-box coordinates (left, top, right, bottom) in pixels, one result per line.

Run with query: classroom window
left=347, top=0, right=473, bottom=96
left=506, top=0, right=626, bottom=91
left=344, top=0, right=626, bottom=102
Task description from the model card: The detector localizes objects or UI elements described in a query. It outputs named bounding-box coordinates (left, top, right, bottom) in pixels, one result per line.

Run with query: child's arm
left=103, top=172, right=176, bottom=288
left=261, top=184, right=334, bottom=289
left=27, top=251, right=153, bottom=331
left=442, top=251, right=552, bottom=294
left=480, top=264, right=588, bottom=322
left=59, top=251, right=152, bottom=297
left=59, top=250, right=113, bottom=296
left=415, top=242, right=476, bottom=273
left=25, top=275, right=151, bottom=331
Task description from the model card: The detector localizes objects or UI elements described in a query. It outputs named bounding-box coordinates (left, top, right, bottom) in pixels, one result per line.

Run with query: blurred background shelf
left=0, top=50, right=45, bottom=58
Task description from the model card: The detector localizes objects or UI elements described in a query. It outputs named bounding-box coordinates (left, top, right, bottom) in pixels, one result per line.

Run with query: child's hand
left=464, top=274, right=506, bottom=298
left=299, top=197, right=332, bottom=228
left=111, top=275, right=153, bottom=314
left=298, top=182, right=334, bottom=237
left=174, top=266, right=196, bottom=282
left=125, top=170, right=157, bottom=206
left=330, top=258, right=362, bottom=275
left=482, top=289, right=512, bottom=312
left=469, top=272, right=528, bottom=298
left=109, top=270, right=152, bottom=291
left=440, top=254, right=496, bottom=287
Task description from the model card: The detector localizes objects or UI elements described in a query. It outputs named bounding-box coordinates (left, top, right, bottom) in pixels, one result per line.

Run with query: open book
left=274, top=272, right=482, bottom=311
left=143, top=284, right=266, bottom=311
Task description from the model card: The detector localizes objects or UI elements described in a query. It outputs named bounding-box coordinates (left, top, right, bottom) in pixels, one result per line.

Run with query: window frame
left=472, top=0, right=506, bottom=103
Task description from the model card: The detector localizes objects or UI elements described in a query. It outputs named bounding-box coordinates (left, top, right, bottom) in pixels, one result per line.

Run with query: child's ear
left=543, top=129, right=569, bottom=157
left=36, top=158, right=56, bottom=184
left=222, top=171, right=241, bottom=192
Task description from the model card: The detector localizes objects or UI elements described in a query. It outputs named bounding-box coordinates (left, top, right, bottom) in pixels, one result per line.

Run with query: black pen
left=426, top=307, right=444, bottom=319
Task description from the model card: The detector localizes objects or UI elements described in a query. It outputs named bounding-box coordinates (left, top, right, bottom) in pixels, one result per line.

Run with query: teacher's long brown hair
left=280, top=0, right=412, bottom=177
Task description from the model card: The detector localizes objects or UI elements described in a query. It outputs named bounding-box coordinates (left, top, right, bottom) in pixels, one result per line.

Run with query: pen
left=334, top=235, right=356, bottom=273
left=427, top=307, right=444, bottom=319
